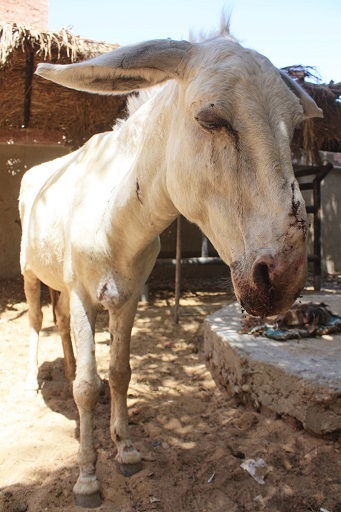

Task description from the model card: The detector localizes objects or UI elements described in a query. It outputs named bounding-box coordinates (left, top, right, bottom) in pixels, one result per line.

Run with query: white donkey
left=19, top=23, right=322, bottom=507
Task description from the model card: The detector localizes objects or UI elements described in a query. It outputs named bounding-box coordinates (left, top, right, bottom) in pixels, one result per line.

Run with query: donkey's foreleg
left=23, top=271, right=43, bottom=393
left=109, top=298, right=141, bottom=476
left=70, top=290, right=101, bottom=508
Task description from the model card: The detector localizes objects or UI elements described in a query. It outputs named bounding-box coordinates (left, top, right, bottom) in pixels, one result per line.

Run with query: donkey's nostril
left=252, top=261, right=273, bottom=290
left=232, top=249, right=307, bottom=318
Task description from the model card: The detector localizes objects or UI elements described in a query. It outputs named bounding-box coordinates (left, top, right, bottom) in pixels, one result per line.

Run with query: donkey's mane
left=126, top=86, right=164, bottom=117
left=189, top=10, right=234, bottom=42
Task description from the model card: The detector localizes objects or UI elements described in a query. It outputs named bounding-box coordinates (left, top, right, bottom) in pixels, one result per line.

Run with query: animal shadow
left=38, top=358, right=77, bottom=421
left=38, top=358, right=111, bottom=439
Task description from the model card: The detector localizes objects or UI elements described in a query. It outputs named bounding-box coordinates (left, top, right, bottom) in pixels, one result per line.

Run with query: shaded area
left=1, top=278, right=341, bottom=511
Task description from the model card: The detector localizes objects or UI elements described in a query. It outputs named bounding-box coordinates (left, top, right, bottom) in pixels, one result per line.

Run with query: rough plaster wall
left=321, top=169, right=341, bottom=274
left=0, top=143, right=70, bottom=278
left=0, top=0, right=48, bottom=30
left=302, top=168, right=341, bottom=274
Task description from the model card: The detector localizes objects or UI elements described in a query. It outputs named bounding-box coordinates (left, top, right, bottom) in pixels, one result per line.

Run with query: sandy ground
left=1, top=276, right=341, bottom=512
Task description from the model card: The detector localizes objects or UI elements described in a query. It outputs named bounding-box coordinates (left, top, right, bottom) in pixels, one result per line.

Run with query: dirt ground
left=1, top=275, right=341, bottom=512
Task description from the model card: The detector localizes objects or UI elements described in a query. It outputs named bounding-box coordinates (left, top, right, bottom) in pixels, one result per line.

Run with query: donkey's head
left=36, top=31, right=322, bottom=317
left=163, top=37, right=322, bottom=317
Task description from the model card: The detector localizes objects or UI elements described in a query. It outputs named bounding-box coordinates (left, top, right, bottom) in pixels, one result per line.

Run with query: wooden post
left=174, top=215, right=182, bottom=324
left=201, top=233, right=209, bottom=258
left=313, top=179, right=322, bottom=291
left=23, top=48, right=34, bottom=128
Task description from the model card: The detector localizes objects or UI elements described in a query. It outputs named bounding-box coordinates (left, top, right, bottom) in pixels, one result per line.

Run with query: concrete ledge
left=204, top=294, right=341, bottom=435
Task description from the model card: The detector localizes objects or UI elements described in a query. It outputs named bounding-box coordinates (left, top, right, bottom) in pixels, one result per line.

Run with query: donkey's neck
left=107, top=93, right=179, bottom=261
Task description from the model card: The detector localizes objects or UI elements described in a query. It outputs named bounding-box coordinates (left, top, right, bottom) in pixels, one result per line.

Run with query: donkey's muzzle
left=232, top=249, right=307, bottom=318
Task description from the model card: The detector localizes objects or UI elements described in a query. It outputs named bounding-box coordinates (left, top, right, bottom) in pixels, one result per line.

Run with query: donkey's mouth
left=238, top=286, right=302, bottom=318
left=231, top=248, right=307, bottom=318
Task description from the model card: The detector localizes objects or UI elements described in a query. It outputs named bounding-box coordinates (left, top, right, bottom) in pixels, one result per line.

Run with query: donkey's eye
left=195, top=109, right=231, bottom=132
left=195, top=107, right=239, bottom=149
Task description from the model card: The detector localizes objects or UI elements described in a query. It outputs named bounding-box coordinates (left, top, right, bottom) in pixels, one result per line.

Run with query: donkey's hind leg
left=23, top=271, right=43, bottom=393
left=50, top=288, right=76, bottom=385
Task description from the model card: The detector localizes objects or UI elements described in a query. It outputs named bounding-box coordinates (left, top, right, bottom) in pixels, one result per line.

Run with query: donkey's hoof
left=116, top=460, right=142, bottom=477
left=74, top=491, right=102, bottom=508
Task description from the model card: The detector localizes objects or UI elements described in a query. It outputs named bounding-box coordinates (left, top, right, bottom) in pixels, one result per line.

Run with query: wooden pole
left=174, top=215, right=182, bottom=324
left=23, top=48, right=34, bottom=128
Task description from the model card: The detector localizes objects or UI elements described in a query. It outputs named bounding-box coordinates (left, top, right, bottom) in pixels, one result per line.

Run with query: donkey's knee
left=73, top=374, right=101, bottom=411
left=109, top=366, right=131, bottom=394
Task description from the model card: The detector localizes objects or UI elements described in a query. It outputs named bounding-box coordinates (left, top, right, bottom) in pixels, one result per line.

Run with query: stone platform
left=204, top=294, right=341, bottom=435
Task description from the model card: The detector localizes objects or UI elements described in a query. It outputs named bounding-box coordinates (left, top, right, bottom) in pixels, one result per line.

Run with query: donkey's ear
left=35, top=39, right=193, bottom=95
left=279, top=70, right=323, bottom=119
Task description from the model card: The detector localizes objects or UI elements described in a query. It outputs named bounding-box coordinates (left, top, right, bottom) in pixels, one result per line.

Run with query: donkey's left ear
left=279, top=70, right=323, bottom=119
left=35, top=39, right=193, bottom=95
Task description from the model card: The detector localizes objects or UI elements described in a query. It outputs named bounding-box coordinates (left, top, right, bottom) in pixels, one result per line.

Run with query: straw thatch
left=0, top=22, right=127, bottom=147
left=284, top=66, right=341, bottom=162
left=1, top=24, right=340, bottom=157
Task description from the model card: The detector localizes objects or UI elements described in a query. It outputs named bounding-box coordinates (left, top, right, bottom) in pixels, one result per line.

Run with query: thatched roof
left=284, top=66, right=341, bottom=162
left=1, top=24, right=340, bottom=158
left=0, top=22, right=127, bottom=147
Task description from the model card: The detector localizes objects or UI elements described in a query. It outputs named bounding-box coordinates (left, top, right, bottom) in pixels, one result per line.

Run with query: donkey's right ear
left=36, top=39, right=193, bottom=95
left=279, top=70, right=323, bottom=120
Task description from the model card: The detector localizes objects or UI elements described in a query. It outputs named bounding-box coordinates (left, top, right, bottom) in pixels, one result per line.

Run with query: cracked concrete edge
left=204, top=310, right=341, bottom=435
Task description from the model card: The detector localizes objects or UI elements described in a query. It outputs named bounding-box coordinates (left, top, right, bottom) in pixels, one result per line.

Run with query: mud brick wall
left=0, top=0, right=48, bottom=30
